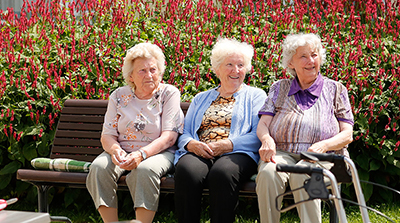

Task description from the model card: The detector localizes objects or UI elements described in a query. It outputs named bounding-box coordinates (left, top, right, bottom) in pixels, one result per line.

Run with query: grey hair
left=281, top=33, right=326, bottom=76
left=211, top=37, right=254, bottom=73
left=122, top=42, right=166, bottom=88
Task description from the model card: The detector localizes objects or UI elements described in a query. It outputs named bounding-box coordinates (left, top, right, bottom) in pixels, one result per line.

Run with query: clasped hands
left=111, top=148, right=143, bottom=170
left=187, top=139, right=233, bottom=159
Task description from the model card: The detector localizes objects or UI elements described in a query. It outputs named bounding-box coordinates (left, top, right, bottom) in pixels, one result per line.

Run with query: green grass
left=6, top=191, right=400, bottom=223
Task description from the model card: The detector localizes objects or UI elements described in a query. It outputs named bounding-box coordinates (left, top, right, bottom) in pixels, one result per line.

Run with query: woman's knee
left=175, top=160, right=209, bottom=189
left=208, top=165, right=233, bottom=184
left=257, top=162, right=277, bottom=182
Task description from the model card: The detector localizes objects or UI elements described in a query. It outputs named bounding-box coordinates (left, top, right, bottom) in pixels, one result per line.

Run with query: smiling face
left=129, top=57, right=160, bottom=99
left=215, top=53, right=246, bottom=96
left=289, top=44, right=321, bottom=89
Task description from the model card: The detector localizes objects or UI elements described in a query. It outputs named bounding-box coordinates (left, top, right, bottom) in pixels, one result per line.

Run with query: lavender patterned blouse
left=102, top=84, right=184, bottom=153
left=259, top=74, right=354, bottom=156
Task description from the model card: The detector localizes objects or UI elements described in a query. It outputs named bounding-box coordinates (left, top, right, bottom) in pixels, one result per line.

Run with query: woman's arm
left=307, top=121, right=353, bottom=153
left=257, top=115, right=277, bottom=163
left=140, top=130, right=179, bottom=157
left=101, top=134, right=127, bottom=165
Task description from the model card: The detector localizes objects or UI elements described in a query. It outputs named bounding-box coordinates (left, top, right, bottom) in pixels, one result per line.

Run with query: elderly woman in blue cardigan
left=174, top=38, right=267, bottom=223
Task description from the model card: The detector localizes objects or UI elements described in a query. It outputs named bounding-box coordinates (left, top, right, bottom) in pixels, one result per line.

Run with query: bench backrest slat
left=50, top=99, right=189, bottom=163
left=51, top=146, right=104, bottom=155
left=57, top=122, right=103, bottom=131
left=59, top=114, right=105, bottom=123
left=55, top=130, right=101, bottom=139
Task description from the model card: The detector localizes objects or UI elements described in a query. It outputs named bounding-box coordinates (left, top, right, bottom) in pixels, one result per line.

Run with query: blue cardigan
left=174, top=84, right=267, bottom=164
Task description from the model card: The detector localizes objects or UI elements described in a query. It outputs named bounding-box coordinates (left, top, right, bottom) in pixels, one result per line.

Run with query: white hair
left=122, top=42, right=165, bottom=88
left=281, top=33, right=326, bottom=76
left=211, top=37, right=254, bottom=73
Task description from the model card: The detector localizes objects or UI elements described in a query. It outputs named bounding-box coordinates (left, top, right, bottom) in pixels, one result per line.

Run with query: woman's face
left=289, top=44, right=321, bottom=81
left=130, top=57, right=160, bottom=95
left=216, top=53, right=246, bottom=90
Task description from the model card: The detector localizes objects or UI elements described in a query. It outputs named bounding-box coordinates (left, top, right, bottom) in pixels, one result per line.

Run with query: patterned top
left=102, top=84, right=184, bottom=153
left=198, top=96, right=235, bottom=143
left=259, top=75, right=354, bottom=156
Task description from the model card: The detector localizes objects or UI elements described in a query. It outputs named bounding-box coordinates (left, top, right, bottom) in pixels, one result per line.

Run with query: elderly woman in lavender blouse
left=256, top=33, right=354, bottom=223
left=86, top=43, right=184, bottom=223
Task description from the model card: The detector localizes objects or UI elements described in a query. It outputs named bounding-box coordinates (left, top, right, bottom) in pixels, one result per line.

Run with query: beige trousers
left=256, top=150, right=333, bottom=223
left=86, top=151, right=174, bottom=211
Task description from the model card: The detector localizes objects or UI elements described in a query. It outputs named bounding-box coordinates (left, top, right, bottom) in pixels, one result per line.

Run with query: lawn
left=6, top=190, right=400, bottom=222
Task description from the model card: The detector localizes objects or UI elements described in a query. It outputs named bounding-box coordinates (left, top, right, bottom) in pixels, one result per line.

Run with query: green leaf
left=358, top=169, right=373, bottom=202
left=369, top=159, right=381, bottom=171
left=64, top=189, right=81, bottom=208
left=23, top=126, right=42, bottom=136
left=23, top=141, right=38, bottom=160
left=0, top=161, right=21, bottom=175
left=356, top=153, right=370, bottom=171
left=0, top=174, right=11, bottom=190
left=37, top=139, right=49, bottom=157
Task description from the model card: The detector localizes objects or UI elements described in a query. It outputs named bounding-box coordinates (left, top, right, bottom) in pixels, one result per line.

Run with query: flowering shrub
left=0, top=0, right=399, bottom=205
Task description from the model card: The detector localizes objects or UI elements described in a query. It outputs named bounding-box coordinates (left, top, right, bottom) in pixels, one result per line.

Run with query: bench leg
left=30, top=183, right=72, bottom=222
left=33, top=184, right=52, bottom=213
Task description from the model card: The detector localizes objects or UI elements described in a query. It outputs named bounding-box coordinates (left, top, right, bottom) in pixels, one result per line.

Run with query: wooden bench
left=16, top=99, right=338, bottom=222
left=16, top=99, right=257, bottom=213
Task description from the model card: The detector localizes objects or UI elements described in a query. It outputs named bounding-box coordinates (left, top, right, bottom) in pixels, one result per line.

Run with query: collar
left=288, top=73, right=324, bottom=97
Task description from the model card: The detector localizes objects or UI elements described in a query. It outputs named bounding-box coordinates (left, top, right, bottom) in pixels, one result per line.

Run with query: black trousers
left=174, top=153, right=257, bottom=223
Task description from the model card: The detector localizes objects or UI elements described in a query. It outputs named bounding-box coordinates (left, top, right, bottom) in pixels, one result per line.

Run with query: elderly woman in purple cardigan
left=256, top=33, right=354, bottom=223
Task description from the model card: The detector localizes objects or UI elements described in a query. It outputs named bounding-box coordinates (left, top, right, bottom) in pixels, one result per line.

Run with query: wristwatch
left=138, top=149, right=147, bottom=160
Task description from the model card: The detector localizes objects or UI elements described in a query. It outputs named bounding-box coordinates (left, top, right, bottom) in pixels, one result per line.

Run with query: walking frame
left=275, top=151, right=396, bottom=223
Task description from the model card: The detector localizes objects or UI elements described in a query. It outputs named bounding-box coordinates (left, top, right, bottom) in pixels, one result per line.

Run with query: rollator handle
left=276, top=164, right=312, bottom=175
left=276, top=164, right=323, bottom=175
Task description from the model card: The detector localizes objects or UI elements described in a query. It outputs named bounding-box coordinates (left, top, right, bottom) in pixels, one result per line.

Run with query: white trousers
left=256, top=150, right=333, bottom=223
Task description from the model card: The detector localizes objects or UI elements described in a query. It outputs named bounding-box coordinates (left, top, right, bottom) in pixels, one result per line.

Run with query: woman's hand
left=186, top=140, right=214, bottom=159
left=307, top=141, right=328, bottom=153
left=207, top=139, right=233, bottom=157
left=111, top=147, right=128, bottom=166
left=257, top=115, right=276, bottom=163
left=307, top=121, right=353, bottom=154
left=118, top=150, right=143, bottom=170
left=259, top=140, right=276, bottom=163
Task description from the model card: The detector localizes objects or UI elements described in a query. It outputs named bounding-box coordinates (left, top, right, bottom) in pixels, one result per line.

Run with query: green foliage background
left=0, top=0, right=399, bottom=212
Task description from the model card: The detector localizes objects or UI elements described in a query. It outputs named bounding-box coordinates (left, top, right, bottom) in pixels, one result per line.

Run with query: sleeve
left=258, top=81, right=280, bottom=116
left=335, top=83, right=354, bottom=125
left=102, top=89, right=120, bottom=137
left=230, top=88, right=267, bottom=153
left=177, top=93, right=202, bottom=150
left=161, top=86, right=185, bottom=133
